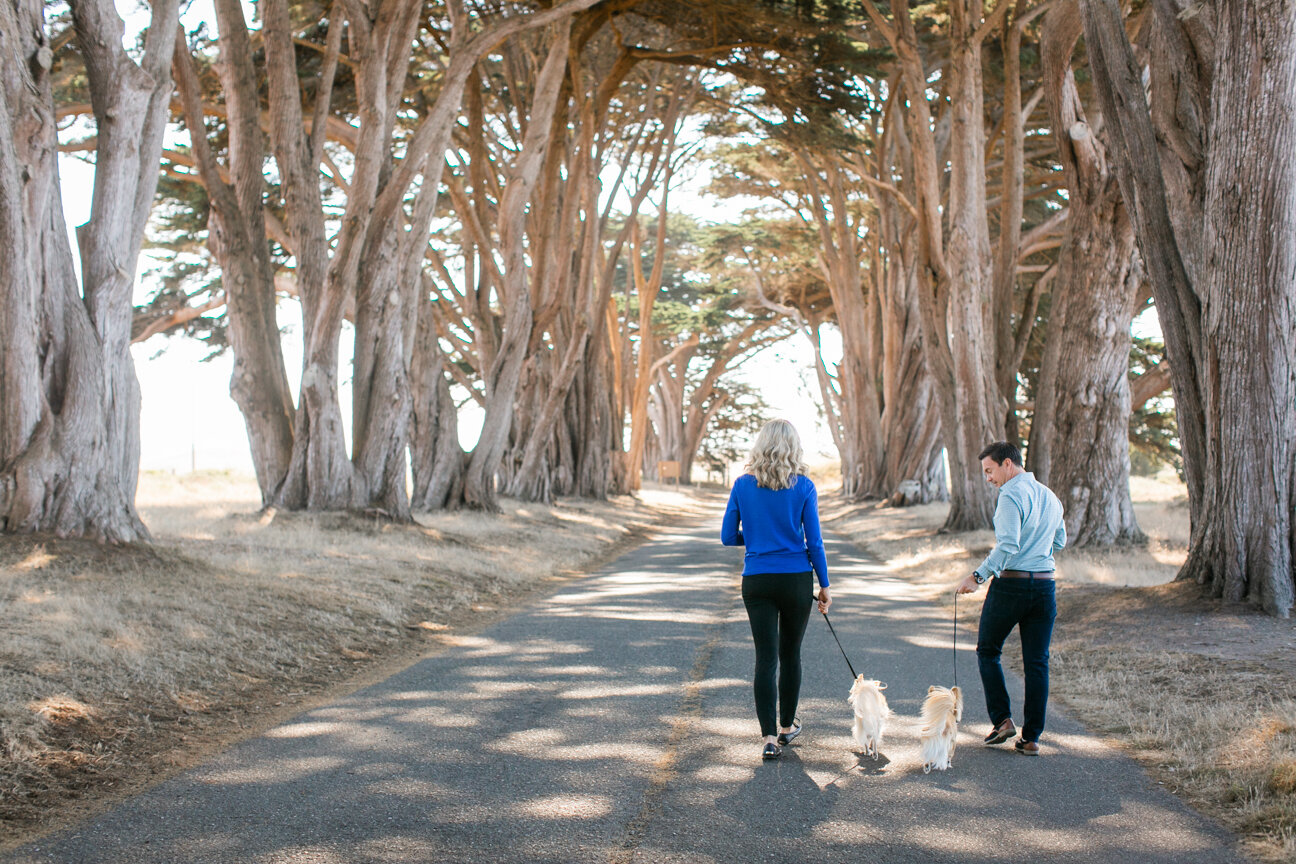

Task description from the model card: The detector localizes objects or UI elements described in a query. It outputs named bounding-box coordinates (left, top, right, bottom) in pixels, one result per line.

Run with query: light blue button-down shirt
left=974, top=471, right=1067, bottom=579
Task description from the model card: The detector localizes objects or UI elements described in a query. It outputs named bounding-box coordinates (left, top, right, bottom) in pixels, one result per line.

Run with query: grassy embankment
left=0, top=471, right=707, bottom=849
left=827, top=472, right=1296, bottom=862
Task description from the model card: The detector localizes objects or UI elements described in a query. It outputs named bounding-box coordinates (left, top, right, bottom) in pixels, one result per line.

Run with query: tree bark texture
left=410, top=290, right=466, bottom=510
left=1179, top=0, right=1296, bottom=615
left=174, top=15, right=295, bottom=510
left=461, top=23, right=572, bottom=511
left=191, top=0, right=602, bottom=516
left=1037, top=0, right=1144, bottom=547
left=1079, top=0, right=1209, bottom=517
left=757, top=130, right=943, bottom=506
left=624, top=210, right=669, bottom=493
left=343, top=0, right=426, bottom=520
left=992, top=6, right=1026, bottom=434
left=872, top=119, right=945, bottom=505
left=794, top=154, right=884, bottom=500
left=938, top=0, right=1005, bottom=530
left=1083, top=0, right=1296, bottom=613
left=865, top=0, right=1004, bottom=529
left=497, top=41, right=687, bottom=503
left=1, top=0, right=179, bottom=541
left=372, top=0, right=604, bottom=513
left=259, top=0, right=357, bottom=511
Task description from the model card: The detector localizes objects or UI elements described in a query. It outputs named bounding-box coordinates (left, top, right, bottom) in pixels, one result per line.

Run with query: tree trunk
left=866, top=0, right=1004, bottom=530
left=625, top=214, right=667, bottom=492
left=1078, top=0, right=1209, bottom=519
left=794, top=155, right=884, bottom=500
left=410, top=291, right=465, bottom=511
left=1179, top=0, right=1296, bottom=615
left=269, top=0, right=599, bottom=514
left=877, top=282, right=947, bottom=506
left=461, top=23, right=571, bottom=511
left=1038, top=0, right=1143, bottom=547
left=1043, top=213, right=1144, bottom=547
left=173, top=16, right=295, bottom=509
left=874, top=124, right=945, bottom=505
left=219, top=232, right=297, bottom=509
left=506, top=62, right=597, bottom=503
left=574, top=353, right=617, bottom=499
left=1083, top=0, right=1296, bottom=614
left=1, top=0, right=179, bottom=541
left=938, top=2, right=1004, bottom=530
left=276, top=322, right=355, bottom=510
left=506, top=325, right=590, bottom=500
left=993, top=8, right=1027, bottom=438
left=262, top=0, right=355, bottom=511
left=352, top=233, right=417, bottom=519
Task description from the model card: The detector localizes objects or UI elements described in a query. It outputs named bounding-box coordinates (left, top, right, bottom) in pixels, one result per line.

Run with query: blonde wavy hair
left=746, top=419, right=809, bottom=490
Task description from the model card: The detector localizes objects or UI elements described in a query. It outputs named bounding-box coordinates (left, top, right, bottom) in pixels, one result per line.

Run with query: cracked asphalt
left=7, top=506, right=1246, bottom=863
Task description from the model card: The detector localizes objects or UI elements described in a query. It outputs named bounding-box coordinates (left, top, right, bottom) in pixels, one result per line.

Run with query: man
left=956, top=441, right=1066, bottom=756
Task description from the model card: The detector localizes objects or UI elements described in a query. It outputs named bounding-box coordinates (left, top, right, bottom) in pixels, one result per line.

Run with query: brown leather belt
left=999, top=569, right=1055, bottom=579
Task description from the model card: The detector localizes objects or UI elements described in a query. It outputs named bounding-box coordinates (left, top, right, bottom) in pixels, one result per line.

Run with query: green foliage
left=610, top=211, right=789, bottom=343
left=1129, top=336, right=1182, bottom=478
left=703, top=217, right=830, bottom=317
left=137, top=174, right=230, bottom=357
left=697, top=380, right=772, bottom=477
left=630, top=0, right=890, bottom=136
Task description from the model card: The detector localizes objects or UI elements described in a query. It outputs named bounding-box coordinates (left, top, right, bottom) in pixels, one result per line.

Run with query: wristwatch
left=973, top=571, right=988, bottom=584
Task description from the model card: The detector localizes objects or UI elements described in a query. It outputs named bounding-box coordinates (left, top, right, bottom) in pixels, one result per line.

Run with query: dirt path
left=5, top=508, right=1248, bottom=863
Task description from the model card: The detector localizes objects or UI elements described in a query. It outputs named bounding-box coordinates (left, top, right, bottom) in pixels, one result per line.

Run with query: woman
left=721, top=419, right=830, bottom=760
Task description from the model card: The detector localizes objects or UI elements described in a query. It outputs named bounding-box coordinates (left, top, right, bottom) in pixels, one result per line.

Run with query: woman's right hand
left=817, top=585, right=831, bottom=614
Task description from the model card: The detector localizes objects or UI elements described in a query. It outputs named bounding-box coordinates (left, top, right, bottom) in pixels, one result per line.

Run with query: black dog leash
left=953, top=591, right=959, bottom=688
left=821, top=610, right=858, bottom=680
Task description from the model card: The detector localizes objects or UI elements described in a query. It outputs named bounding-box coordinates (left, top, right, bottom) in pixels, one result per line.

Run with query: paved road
left=9, top=510, right=1245, bottom=863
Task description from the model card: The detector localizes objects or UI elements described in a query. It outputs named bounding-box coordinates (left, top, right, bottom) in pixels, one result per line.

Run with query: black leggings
left=741, top=572, right=814, bottom=737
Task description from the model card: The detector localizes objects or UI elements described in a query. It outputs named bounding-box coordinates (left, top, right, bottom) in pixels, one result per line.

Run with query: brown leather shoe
left=984, top=718, right=1016, bottom=745
left=1014, top=738, right=1040, bottom=755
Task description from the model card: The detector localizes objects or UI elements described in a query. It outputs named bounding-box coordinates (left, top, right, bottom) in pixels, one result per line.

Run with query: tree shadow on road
left=712, top=749, right=840, bottom=839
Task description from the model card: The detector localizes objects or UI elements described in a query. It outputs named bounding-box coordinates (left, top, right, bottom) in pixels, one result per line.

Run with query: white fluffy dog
left=847, top=675, right=892, bottom=760
left=919, top=685, right=963, bottom=773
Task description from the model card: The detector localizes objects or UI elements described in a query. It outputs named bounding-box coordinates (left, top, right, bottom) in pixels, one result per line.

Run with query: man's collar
left=1003, top=470, right=1032, bottom=489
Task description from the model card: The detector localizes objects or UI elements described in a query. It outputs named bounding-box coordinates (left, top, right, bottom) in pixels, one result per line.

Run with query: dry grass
left=0, top=472, right=707, bottom=846
left=1049, top=647, right=1296, bottom=859
left=825, top=473, right=1296, bottom=862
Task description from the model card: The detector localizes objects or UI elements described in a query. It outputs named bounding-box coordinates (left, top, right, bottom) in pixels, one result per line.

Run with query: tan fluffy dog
left=919, top=685, right=963, bottom=773
left=847, top=676, right=892, bottom=760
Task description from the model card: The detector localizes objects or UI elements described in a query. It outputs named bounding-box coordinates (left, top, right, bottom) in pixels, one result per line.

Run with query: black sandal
left=777, top=720, right=802, bottom=746
left=762, top=742, right=782, bottom=760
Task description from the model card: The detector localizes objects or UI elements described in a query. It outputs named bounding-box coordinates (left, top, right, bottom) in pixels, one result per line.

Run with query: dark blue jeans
left=976, top=576, right=1057, bottom=743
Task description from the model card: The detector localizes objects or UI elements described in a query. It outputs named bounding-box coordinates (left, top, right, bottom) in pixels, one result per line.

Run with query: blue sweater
left=721, top=474, right=829, bottom=587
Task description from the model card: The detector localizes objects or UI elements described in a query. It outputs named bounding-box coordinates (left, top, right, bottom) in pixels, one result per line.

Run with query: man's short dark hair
left=978, top=441, right=1022, bottom=466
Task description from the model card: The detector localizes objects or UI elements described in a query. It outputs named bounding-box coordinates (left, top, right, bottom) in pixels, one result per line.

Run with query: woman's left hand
left=816, top=585, right=831, bottom=614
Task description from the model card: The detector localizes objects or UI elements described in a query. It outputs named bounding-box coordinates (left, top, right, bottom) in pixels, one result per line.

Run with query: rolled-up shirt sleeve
left=976, top=497, right=1023, bottom=579
left=721, top=487, right=744, bottom=546
left=801, top=484, right=830, bottom=588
